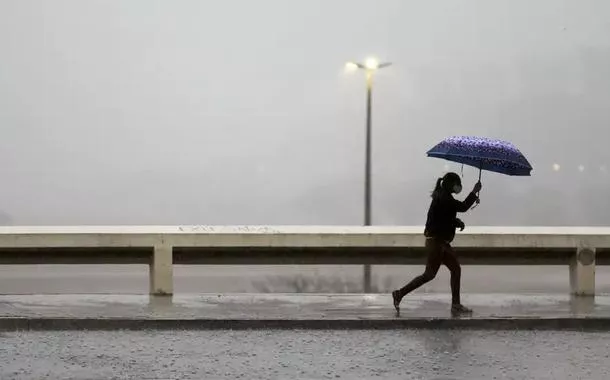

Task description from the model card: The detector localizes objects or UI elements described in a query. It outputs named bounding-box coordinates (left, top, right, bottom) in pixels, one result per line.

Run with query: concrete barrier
left=1, top=226, right=609, bottom=296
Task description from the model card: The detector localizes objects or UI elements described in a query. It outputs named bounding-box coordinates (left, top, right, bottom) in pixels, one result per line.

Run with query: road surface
left=1, top=329, right=609, bottom=379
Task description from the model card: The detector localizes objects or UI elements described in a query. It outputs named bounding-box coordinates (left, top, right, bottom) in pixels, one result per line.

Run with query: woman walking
left=392, top=172, right=482, bottom=315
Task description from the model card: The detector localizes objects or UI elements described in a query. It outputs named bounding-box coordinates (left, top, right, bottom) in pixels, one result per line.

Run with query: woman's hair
left=431, top=177, right=444, bottom=199
left=431, top=172, right=461, bottom=198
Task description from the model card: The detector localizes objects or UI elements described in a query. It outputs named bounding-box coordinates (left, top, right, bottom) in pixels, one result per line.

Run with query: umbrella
left=427, top=135, right=533, bottom=180
left=426, top=136, right=532, bottom=208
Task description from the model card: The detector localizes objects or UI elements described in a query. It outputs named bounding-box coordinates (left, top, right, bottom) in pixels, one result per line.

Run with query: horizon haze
left=1, top=0, right=609, bottom=226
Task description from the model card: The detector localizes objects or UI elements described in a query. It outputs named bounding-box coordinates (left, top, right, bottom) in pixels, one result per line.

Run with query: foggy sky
left=1, top=0, right=609, bottom=226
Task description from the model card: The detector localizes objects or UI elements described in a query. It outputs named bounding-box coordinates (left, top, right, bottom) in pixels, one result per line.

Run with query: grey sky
left=0, top=0, right=609, bottom=226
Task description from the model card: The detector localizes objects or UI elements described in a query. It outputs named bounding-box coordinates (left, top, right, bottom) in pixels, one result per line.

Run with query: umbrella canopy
left=427, top=136, right=533, bottom=177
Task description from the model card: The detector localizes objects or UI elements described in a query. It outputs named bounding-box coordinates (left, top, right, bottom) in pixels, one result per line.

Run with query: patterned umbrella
left=426, top=135, right=533, bottom=180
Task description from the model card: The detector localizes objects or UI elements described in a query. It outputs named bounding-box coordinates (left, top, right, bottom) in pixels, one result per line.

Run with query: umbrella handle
left=477, top=166, right=482, bottom=198
left=471, top=167, right=482, bottom=210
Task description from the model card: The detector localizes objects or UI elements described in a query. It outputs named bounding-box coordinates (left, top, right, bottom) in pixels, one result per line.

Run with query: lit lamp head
left=344, top=61, right=360, bottom=72
left=345, top=57, right=391, bottom=73
left=364, top=58, right=380, bottom=70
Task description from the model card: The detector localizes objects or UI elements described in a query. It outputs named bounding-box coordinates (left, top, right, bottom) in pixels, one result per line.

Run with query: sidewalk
left=1, top=293, right=610, bottom=331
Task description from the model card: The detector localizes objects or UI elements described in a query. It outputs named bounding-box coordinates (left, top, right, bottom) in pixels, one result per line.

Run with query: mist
left=1, top=0, right=608, bottom=226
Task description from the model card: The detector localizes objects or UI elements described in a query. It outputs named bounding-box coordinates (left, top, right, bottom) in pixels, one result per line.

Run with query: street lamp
left=345, top=57, right=391, bottom=293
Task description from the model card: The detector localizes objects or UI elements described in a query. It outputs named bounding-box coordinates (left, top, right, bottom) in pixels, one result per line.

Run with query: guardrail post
left=570, top=247, right=595, bottom=296
left=150, top=245, right=173, bottom=296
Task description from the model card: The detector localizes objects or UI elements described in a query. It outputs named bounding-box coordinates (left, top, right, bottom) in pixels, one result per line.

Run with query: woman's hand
left=473, top=181, right=482, bottom=193
left=455, top=218, right=465, bottom=231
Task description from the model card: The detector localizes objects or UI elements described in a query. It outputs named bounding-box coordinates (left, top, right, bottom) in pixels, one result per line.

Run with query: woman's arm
left=453, top=192, right=479, bottom=212
left=453, top=181, right=482, bottom=212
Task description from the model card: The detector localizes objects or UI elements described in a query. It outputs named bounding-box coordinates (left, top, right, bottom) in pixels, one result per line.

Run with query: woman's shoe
left=392, top=290, right=401, bottom=314
left=451, top=304, right=473, bottom=315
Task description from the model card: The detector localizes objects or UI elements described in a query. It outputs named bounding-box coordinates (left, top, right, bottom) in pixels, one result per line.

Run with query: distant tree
left=252, top=274, right=395, bottom=294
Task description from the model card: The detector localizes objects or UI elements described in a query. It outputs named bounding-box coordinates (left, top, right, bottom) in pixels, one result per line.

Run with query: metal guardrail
left=0, top=226, right=608, bottom=296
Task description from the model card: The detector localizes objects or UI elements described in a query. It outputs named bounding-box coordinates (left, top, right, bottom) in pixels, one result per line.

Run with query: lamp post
left=345, top=58, right=392, bottom=293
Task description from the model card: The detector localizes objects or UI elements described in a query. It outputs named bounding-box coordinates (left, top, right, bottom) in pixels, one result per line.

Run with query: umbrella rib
left=427, top=151, right=531, bottom=168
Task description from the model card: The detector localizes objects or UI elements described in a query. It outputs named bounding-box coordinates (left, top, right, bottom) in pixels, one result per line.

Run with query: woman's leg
left=442, top=244, right=471, bottom=313
left=440, top=243, right=461, bottom=305
left=393, top=239, right=443, bottom=309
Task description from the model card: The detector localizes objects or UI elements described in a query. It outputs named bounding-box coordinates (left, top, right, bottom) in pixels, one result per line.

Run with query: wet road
left=1, top=329, right=609, bottom=379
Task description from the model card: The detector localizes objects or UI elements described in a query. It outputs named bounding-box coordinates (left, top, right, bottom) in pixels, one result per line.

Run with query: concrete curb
left=2, top=317, right=610, bottom=331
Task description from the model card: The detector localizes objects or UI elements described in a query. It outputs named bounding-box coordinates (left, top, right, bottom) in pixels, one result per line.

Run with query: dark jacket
left=424, top=190, right=478, bottom=243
